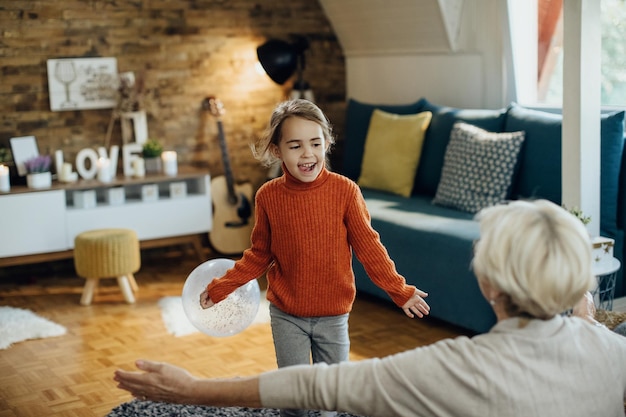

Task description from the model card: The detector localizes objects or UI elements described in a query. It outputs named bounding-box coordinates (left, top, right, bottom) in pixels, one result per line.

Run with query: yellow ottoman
left=74, top=228, right=141, bottom=305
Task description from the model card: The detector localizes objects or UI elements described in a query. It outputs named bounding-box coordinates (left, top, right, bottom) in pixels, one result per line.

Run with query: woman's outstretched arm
left=114, top=359, right=262, bottom=408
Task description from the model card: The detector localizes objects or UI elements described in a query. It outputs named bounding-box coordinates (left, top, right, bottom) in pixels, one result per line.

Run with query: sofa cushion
left=433, top=122, right=525, bottom=213
left=413, top=99, right=508, bottom=196
left=504, top=104, right=625, bottom=238
left=342, top=98, right=426, bottom=181
left=600, top=111, right=626, bottom=234
left=504, top=104, right=562, bottom=202
left=358, top=109, right=432, bottom=197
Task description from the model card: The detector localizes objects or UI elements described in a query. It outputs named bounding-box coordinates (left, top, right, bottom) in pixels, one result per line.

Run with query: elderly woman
left=114, top=200, right=626, bottom=417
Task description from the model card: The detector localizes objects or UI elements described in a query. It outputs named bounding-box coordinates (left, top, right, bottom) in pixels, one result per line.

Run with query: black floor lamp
left=256, top=35, right=314, bottom=102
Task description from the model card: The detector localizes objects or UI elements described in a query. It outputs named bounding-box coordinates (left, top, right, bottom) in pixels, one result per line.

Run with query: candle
left=0, top=165, right=10, bottom=192
left=54, top=150, right=64, bottom=179
left=97, top=157, right=111, bottom=183
left=109, top=145, right=119, bottom=178
left=61, top=162, right=72, bottom=182
left=162, top=151, right=178, bottom=177
left=133, top=158, right=145, bottom=178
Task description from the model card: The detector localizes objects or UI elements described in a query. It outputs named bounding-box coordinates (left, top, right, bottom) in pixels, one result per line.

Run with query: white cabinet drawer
left=0, top=190, right=67, bottom=257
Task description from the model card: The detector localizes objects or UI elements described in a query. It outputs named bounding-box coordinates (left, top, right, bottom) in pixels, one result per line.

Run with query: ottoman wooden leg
left=127, top=273, right=139, bottom=292
left=81, top=278, right=99, bottom=306
left=117, top=275, right=136, bottom=304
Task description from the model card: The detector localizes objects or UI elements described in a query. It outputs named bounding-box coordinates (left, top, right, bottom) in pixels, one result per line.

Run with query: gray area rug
left=108, top=399, right=365, bottom=416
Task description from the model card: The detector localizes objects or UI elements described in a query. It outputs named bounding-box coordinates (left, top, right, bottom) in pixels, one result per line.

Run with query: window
left=538, top=0, right=626, bottom=106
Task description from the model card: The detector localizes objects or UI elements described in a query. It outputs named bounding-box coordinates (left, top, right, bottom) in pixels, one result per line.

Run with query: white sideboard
left=0, top=167, right=212, bottom=261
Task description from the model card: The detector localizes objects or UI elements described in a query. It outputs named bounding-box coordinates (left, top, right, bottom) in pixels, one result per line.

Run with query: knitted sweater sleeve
left=345, top=184, right=416, bottom=307
left=206, top=194, right=273, bottom=304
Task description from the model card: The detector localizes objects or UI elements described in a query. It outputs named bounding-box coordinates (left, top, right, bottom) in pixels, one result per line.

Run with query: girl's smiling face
left=272, top=116, right=328, bottom=183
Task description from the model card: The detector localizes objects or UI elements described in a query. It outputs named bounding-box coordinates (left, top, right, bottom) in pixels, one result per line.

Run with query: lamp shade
left=256, top=39, right=298, bottom=85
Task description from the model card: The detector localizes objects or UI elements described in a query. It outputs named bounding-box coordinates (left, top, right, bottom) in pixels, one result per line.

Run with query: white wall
left=320, top=0, right=511, bottom=109
left=345, top=55, right=484, bottom=108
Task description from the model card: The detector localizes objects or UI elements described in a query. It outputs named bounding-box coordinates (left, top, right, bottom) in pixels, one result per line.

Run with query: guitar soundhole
left=225, top=193, right=252, bottom=228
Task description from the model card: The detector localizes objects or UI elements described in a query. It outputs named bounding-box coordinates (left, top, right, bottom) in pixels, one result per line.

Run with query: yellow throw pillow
left=357, top=109, right=432, bottom=197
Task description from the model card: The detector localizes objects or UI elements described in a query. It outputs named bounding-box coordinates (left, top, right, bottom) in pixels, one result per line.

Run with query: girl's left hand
left=402, top=289, right=430, bottom=318
left=200, top=289, right=214, bottom=309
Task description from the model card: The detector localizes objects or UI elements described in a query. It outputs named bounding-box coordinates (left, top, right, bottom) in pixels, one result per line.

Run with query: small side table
left=591, top=257, right=621, bottom=310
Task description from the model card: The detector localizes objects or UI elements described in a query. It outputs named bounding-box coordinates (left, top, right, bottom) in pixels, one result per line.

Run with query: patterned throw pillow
left=433, top=122, right=525, bottom=213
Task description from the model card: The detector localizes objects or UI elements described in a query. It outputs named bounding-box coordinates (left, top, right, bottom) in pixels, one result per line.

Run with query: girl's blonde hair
left=251, top=99, right=335, bottom=167
left=472, top=199, right=594, bottom=319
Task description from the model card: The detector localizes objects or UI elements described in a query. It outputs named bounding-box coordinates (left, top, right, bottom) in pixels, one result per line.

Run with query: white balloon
left=182, top=258, right=260, bottom=337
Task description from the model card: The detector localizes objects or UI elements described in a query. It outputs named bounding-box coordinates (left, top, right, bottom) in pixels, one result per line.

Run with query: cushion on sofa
left=342, top=98, right=426, bottom=181
left=504, top=103, right=625, bottom=238
left=504, top=104, right=562, bottom=202
left=433, top=122, right=525, bottom=213
left=358, top=109, right=432, bottom=197
left=413, top=99, right=508, bottom=196
left=601, top=111, right=626, bottom=235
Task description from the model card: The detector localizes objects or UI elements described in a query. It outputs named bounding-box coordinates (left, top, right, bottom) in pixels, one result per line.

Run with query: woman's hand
left=114, top=360, right=197, bottom=404
left=200, top=289, right=214, bottom=309
left=114, top=360, right=263, bottom=408
left=402, top=289, right=430, bottom=318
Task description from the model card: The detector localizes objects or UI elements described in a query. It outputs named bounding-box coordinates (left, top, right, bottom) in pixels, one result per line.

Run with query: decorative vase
left=144, top=157, right=162, bottom=174
left=26, top=171, right=52, bottom=189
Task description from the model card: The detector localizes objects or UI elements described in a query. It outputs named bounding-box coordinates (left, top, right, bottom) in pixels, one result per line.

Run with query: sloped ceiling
left=319, top=0, right=464, bottom=55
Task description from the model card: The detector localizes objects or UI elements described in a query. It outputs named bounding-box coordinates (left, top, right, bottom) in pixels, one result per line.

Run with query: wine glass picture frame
left=46, top=57, right=118, bottom=111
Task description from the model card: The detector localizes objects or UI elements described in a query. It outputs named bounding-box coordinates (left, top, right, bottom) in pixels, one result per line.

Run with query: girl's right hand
left=200, top=289, right=214, bottom=309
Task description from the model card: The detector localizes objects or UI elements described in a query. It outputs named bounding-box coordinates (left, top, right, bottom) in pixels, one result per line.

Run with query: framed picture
left=10, top=136, right=39, bottom=176
left=47, top=57, right=118, bottom=111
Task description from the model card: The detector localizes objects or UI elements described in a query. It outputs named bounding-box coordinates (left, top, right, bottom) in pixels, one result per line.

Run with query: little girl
left=200, top=99, right=430, bottom=417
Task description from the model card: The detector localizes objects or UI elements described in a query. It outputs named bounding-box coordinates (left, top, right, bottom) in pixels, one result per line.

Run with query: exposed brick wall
left=0, top=0, right=346, bottom=191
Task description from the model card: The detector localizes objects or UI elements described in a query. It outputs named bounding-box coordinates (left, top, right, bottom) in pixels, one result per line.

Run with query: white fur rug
left=158, top=291, right=271, bottom=337
left=0, top=306, right=67, bottom=349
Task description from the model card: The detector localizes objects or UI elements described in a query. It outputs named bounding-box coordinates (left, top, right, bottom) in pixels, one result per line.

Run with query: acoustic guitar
left=204, top=96, right=254, bottom=255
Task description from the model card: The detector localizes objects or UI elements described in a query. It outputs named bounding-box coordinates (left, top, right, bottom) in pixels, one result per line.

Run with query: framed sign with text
left=47, top=57, right=118, bottom=111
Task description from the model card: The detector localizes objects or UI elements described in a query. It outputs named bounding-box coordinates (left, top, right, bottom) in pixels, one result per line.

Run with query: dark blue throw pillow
left=341, top=98, right=426, bottom=181
left=413, top=99, right=507, bottom=196
left=504, top=104, right=563, bottom=202
left=504, top=103, right=625, bottom=235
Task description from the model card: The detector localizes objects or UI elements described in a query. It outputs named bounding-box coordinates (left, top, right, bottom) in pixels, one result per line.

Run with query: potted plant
left=0, top=146, right=13, bottom=179
left=563, top=205, right=616, bottom=272
left=142, top=139, right=163, bottom=174
left=24, top=154, right=52, bottom=189
left=563, top=205, right=591, bottom=225
left=0, top=147, right=11, bottom=164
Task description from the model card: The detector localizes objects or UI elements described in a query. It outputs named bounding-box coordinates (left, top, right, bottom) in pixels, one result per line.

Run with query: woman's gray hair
left=472, top=199, right=594, bottom=319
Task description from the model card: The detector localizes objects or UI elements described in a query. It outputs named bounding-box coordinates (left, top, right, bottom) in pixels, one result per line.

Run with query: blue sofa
left=341, top=98, right=626, bottom=334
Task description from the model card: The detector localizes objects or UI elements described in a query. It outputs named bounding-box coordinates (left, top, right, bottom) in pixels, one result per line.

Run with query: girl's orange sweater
left=207, top=166, right=416, bottom=317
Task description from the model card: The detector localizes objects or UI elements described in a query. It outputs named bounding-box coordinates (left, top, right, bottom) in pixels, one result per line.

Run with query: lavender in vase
left=24, top=155, right=53, bottom=189
left=24, top=155, right=52, bottom=174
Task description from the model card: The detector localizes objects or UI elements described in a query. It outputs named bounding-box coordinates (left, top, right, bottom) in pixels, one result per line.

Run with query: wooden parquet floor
left=0, top=247, right=469, bottom=417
